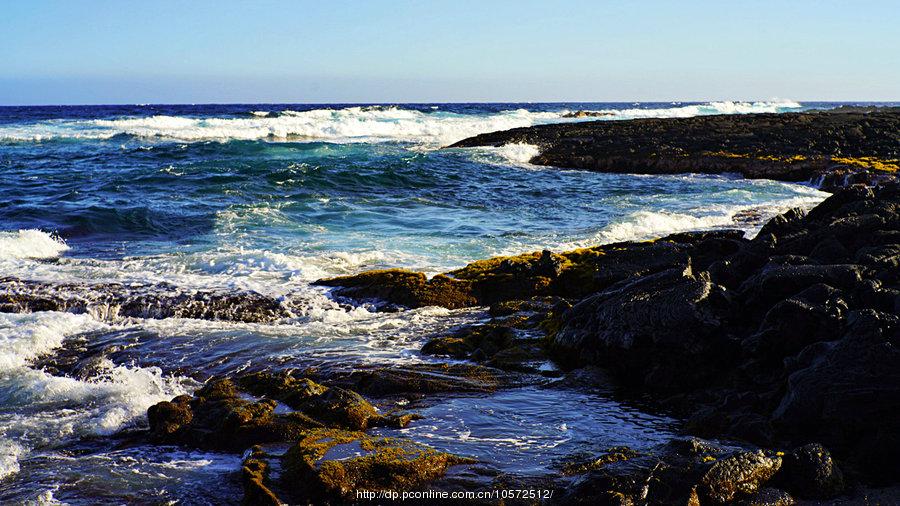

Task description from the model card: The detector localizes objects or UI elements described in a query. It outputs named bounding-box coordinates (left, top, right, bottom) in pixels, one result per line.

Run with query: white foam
left=491, top=143, right=542, bottom=165
left=0, top=312, right=192, bottom=480
left=564, top=100, right=803, bottom=121
left=0, top=101, right=803, bottom=145
left=0, top=438, right=25, bottom=480
left=0, top=230, right=69, bottom=260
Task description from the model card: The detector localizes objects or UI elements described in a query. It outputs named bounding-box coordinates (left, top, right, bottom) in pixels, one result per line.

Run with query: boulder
left=699, top=450, right=782, bottom=504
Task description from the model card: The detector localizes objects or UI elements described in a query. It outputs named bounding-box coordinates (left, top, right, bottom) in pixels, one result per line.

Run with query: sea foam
left=0, top=230, right=69, bottom=260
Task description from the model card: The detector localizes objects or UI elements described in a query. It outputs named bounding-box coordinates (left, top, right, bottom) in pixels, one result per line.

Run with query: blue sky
left=1, top=0, right=898, bottom=104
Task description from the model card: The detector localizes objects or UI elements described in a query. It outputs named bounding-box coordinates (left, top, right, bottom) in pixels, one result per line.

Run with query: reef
left=449, top=107, right=900, bottom=190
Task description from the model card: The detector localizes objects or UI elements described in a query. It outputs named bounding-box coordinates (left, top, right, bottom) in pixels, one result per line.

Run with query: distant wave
left=0, top=101, right=803, bottom=145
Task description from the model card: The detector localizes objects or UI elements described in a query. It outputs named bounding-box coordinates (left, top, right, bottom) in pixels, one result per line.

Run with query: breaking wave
left=0, top=230, right=70, bottom=260
left=0, top=101, right=803, bottom=145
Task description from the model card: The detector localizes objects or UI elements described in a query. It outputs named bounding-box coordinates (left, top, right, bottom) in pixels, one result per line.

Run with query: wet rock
left=146, top=375, right=402, bottom=452
left=330, top=363, right=517, bottom=397
left=241, top=447, right=283, bottom=506
left=0, top=277, right=290, bottom=323
left=280, top=428, right=473, bottom=501
left=313, top=235, right=722, bottom=310
left=148, top=379, right=317, bottom=452
left=699, top=450, right=782, bottom=503
left=561, top=110, right=615, bottom=118
left=558, top=447, right=642, bottom=475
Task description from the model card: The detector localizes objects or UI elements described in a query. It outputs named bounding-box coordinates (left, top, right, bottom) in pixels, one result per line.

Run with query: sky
left=1, top=0, right=898, bottom=104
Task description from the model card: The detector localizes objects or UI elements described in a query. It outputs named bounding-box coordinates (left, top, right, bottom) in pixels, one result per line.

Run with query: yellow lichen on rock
left=830, top=156, right=899, bottom=172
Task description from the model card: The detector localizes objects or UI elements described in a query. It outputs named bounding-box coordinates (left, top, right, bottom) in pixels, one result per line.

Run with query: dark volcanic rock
left=557, top=438, right=787, bottom=505
left=553, top=265, right=733, bottom=387
left=777, top=443, right=844, bottom=499
left=543, top=184, right=900, bottom=486
left=449, top=109, right=900, bottom=189
left=772, top=310, right=900, bottom=480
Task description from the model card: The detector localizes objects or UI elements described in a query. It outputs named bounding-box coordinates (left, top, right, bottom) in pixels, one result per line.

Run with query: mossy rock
left=558, top=446, right=642, bottom=475
left=241, top=447, right=284, bottom=506
left=146, top=376, right=403, bottom=452
left=281, top=428, right=474, bottom=500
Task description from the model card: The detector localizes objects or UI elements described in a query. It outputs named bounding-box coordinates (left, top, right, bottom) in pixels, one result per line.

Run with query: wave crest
left=0, top=230, right=69, bottom=260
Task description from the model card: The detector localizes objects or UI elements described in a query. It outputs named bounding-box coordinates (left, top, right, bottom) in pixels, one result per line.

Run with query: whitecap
left=0, top=230, right=69, bottom=260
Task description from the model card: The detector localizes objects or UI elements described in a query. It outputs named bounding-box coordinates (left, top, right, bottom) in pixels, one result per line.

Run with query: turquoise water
left=0, top=101, right=837, bottom=503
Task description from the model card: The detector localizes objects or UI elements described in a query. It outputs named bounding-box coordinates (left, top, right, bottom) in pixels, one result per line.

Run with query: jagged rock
left=772, top=310, right=900, bottom=479
left=0, top=277, right=289, bottom=323
left=241, top=447, right=284, bottom=506
left=146, top=375, right=411, bottom=452
left=312, top=269, right=477, bottom=309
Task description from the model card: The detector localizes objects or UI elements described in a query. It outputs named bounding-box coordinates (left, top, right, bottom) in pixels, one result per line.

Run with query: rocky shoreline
left=450, top=107, right=900, bottom=191
left=11, top=110, right=900, bottom=504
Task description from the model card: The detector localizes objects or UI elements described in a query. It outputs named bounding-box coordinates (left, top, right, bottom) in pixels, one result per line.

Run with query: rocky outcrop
left=449, top=108, right=900, bottom=190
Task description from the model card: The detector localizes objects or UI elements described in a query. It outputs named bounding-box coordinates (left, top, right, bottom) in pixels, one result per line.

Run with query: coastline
left=2, top=107, right=898, bottom=504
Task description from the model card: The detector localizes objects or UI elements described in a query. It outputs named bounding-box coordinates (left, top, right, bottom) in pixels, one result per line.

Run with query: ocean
left=0, top=101, right=868, bottom=503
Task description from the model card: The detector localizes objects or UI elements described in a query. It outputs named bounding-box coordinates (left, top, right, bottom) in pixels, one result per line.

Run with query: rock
left=561, top=110, right=615, bottom=118
left=241, top=447, right=284, bottom=506
left=772, top=310, right=900, bottom=479
left=448, top=108, right=900, bottom=187
left=280, top=428, right=473, bottom=501
left=558, top=447, right=642, bottom=475
left=738, top=264, right=863, bottom=318
left=313, top=235, right=723, bottom=310
left=739, top=487, right=795, bottom=506
left=699, top=450, right=782, bottom=503
left=146, top=376, right=399, bottom=452
left=312, top=269, right=476, bottom=309
left=778, top=443, right=844, bottom=499
left=329, top=363, right=515, bottom=397
left=0, top=277, right=290, bottom=323
left=553, top=266, right=733, bottom=387
left=147, top=395, right=194, bottom=436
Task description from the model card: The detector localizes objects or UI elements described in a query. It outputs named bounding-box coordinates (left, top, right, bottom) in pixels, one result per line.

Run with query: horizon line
left=2, top=99, right=898, bottom=108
